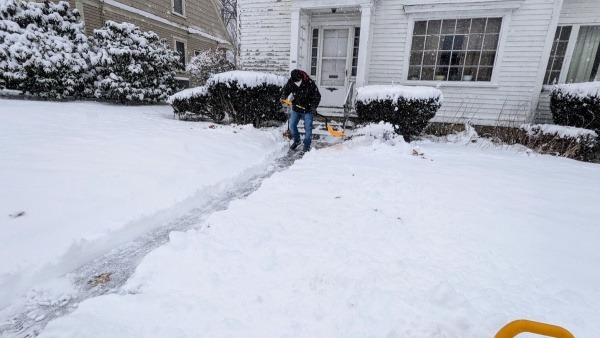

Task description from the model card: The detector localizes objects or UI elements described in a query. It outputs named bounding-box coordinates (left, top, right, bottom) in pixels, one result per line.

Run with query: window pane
left=471, top=19, right=486, bottom=33
left=410, top=51, right=423, bottom=66
left=483, top=34, right=499, bottom=50
left=439, top=35, right=453, bottom=50
left=468, top=34, right=484, bottom=50
left=456, top=19, right=471, bottom=34
left=477, top=67, right=493, bottom=81
left=480, top=51, right=496, bottom=66
left=559, top=26, right=572, bottom=40
left=552, top=57, right=564, bottom=71
left=566, top=26, right=600, bottom=83
left=442, top=19, right=456, bottom=34
left=174, top=0, right=183, bottom=14
left=414, top=21, right=427, bottom=35
left=486, top=18, right=502, bottom=33
left=408, top=66, right=421, bottom=80
left=427, top=20, right=441, bottom=35
left=425, top=35, right=440, bottom=50
left=465, top=51, right=481, bottom=65
left=556, top=41, right=568, bottom=56
left=423, top=51, right=437, bottom=65
left=451, top=51, right=465, bottom=66
left=448, top=67, right=462, bottom=81
left=453, top=35, right=466, bottom=50
left=412, top=36, right=425, bottom=50
left=421, top=67, right=435, bottom=80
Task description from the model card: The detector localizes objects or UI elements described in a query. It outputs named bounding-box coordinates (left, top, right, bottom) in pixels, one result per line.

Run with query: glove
left=281, top=99, right=292, bottom=106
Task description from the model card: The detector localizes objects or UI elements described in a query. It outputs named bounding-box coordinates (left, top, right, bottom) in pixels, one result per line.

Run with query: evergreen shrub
left=551, top=82, right=600, bottom=132
left=91, top=21, right=180, bottom=103
left=186, top=49, right=235, bottom=86
left=167, top=86, right=223, bottom=121
left=205, top=71, right=286, bottom=126
left=355, top=85, right=443, bottom=141
left=0, top=0, right=91, bottom=98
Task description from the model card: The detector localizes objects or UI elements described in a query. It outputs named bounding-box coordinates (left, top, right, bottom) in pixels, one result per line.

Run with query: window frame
left=542, top=24, right=600, bottom=91
left=172, top=0, right=185, bottom=18
left=174, top=38, right=187, bottom=70
left=402, top=10, right=512, bottom=87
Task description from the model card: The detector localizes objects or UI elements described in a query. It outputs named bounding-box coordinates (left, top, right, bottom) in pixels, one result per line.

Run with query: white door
left=318, top=28, right=352, bottom=107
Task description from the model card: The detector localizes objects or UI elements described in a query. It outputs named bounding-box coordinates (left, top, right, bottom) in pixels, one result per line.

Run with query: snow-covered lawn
left=0, top=99, right=286, bottom=310
left=2, top=99, right=600, bottom=337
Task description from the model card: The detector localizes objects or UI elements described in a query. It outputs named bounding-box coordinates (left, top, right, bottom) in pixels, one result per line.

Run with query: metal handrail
left=342, top=81, right=355, bottom=130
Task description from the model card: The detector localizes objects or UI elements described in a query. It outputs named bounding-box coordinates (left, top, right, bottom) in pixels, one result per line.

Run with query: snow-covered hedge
left=551, top=82, right=600, bottom=132
left=518, top=123, right=598, bottom=162
left=355, top=85, right=443, bottom=141
left=91, top=21, right=180, bottom=103
left=186, top=49, right=235, bottom=86
left=0, top=0, right=91, bottom=98
left=205, top=71, right=287, bottom=126
left=167, top=86, right=223, bottom=121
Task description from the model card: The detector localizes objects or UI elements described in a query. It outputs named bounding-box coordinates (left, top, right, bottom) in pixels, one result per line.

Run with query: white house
left=237, top=0, right=600, bottom=126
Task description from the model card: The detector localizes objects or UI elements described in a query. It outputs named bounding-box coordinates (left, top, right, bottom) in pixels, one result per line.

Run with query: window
left=408, top=17, right=502, bottom=82
left=566, top=26, right=600, bottom=83
left=351, top=27, right=360, bottom=77
left=544, top=26, right=572, bottom=85
left=173, top=0, right=184, bottom=16
left=310, top=28, right=319, bottom=76
left=175, top=40, right=186, bottom=69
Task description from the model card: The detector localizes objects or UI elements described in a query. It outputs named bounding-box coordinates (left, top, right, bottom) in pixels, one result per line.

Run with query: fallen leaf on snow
left=88, top=273, right=112, bottom=287
left=9, top=211, right=25, bottom=218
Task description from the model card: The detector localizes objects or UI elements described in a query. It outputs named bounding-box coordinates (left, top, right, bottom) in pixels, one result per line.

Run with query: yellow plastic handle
left=495, top=320, right=574, bottom=338
left=281, top=99, right=292, bottom=106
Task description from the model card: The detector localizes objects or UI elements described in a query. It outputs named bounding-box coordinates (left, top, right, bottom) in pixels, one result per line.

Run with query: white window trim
left=172, top=0, right=186, bottom=18
left=401, top=9, right=512, bottom=88
left=174, top=38, right=187, bottom=67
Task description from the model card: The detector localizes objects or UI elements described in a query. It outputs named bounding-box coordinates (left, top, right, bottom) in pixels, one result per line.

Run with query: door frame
left=314, top=26, right=355, bottom=92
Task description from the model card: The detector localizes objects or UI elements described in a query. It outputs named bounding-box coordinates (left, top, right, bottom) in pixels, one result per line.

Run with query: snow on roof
left=206, top=71, right=286, bottom=88
left=356, top=85, right=443, bottom=103
left=521, top=123, right=598, bottom=139
left=167, top=86, right=208, bottom=104
left=552, top=81, right=600, bottom=98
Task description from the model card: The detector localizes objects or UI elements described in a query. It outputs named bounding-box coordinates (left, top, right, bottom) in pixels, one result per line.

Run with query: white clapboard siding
left=238, top=0, right=292, bottom=75
left=558, top=0, right=600, bottom=25
left=534, top=0, right=600, bottom=122
left=367, top=0, right=557, bottom=126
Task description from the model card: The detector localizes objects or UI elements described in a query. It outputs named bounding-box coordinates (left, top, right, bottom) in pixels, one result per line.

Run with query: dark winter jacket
left=281, top=69, right=321, bottom=114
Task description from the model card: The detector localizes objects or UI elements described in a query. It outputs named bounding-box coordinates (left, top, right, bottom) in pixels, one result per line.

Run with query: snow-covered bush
left=186, top=49, right=235, bottom=86
left=0, top=0, right=91, bottom=98
left=551, top=82, right=600, bottom=132
left=167, top=86, right=223, bottom=121
left=206, top=71, right=286, bottom=126
left=91, top=21, right=179, bottom=103
left=355, top=85, right=443, bottom=141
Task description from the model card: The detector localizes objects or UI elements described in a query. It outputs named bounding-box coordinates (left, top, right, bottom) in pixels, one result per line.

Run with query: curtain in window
left=567, top=26, right=600, bottom=83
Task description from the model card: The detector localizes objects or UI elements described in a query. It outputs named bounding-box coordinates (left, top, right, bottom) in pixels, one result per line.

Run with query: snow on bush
left=551, top=81, right=600, bottom=131
left=0, top=0, right=92, bottom=98
left=91, top=21, right=180, bottom=103
left=186, top=49, right=235, bottom=86
left=520, top=123, right=598, bottom=140
left=167, top=86, right=223, bottom=121
left=355, top=85, right=443, bottom=141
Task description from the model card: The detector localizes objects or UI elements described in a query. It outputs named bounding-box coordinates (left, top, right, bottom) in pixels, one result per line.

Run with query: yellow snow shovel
left=281, top=99, right=345, bottom=137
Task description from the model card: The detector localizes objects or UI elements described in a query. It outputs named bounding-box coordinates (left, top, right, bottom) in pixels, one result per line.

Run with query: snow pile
left=356, top=84, right=443, bottom=103
left=207, top=70, right=286, bottom=88
left=0, top=98, right=287, bottom=310
left=521, top=123, right=598, bottom=139
left=552, top=81, right=600, bottom=99
left=166, top=86, right=208, bottom=104
left=38, top=119, right=600, bottom=337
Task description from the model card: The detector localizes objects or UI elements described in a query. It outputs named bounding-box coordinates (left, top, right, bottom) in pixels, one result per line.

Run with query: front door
left=317, top=28, right=353, bottom=107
